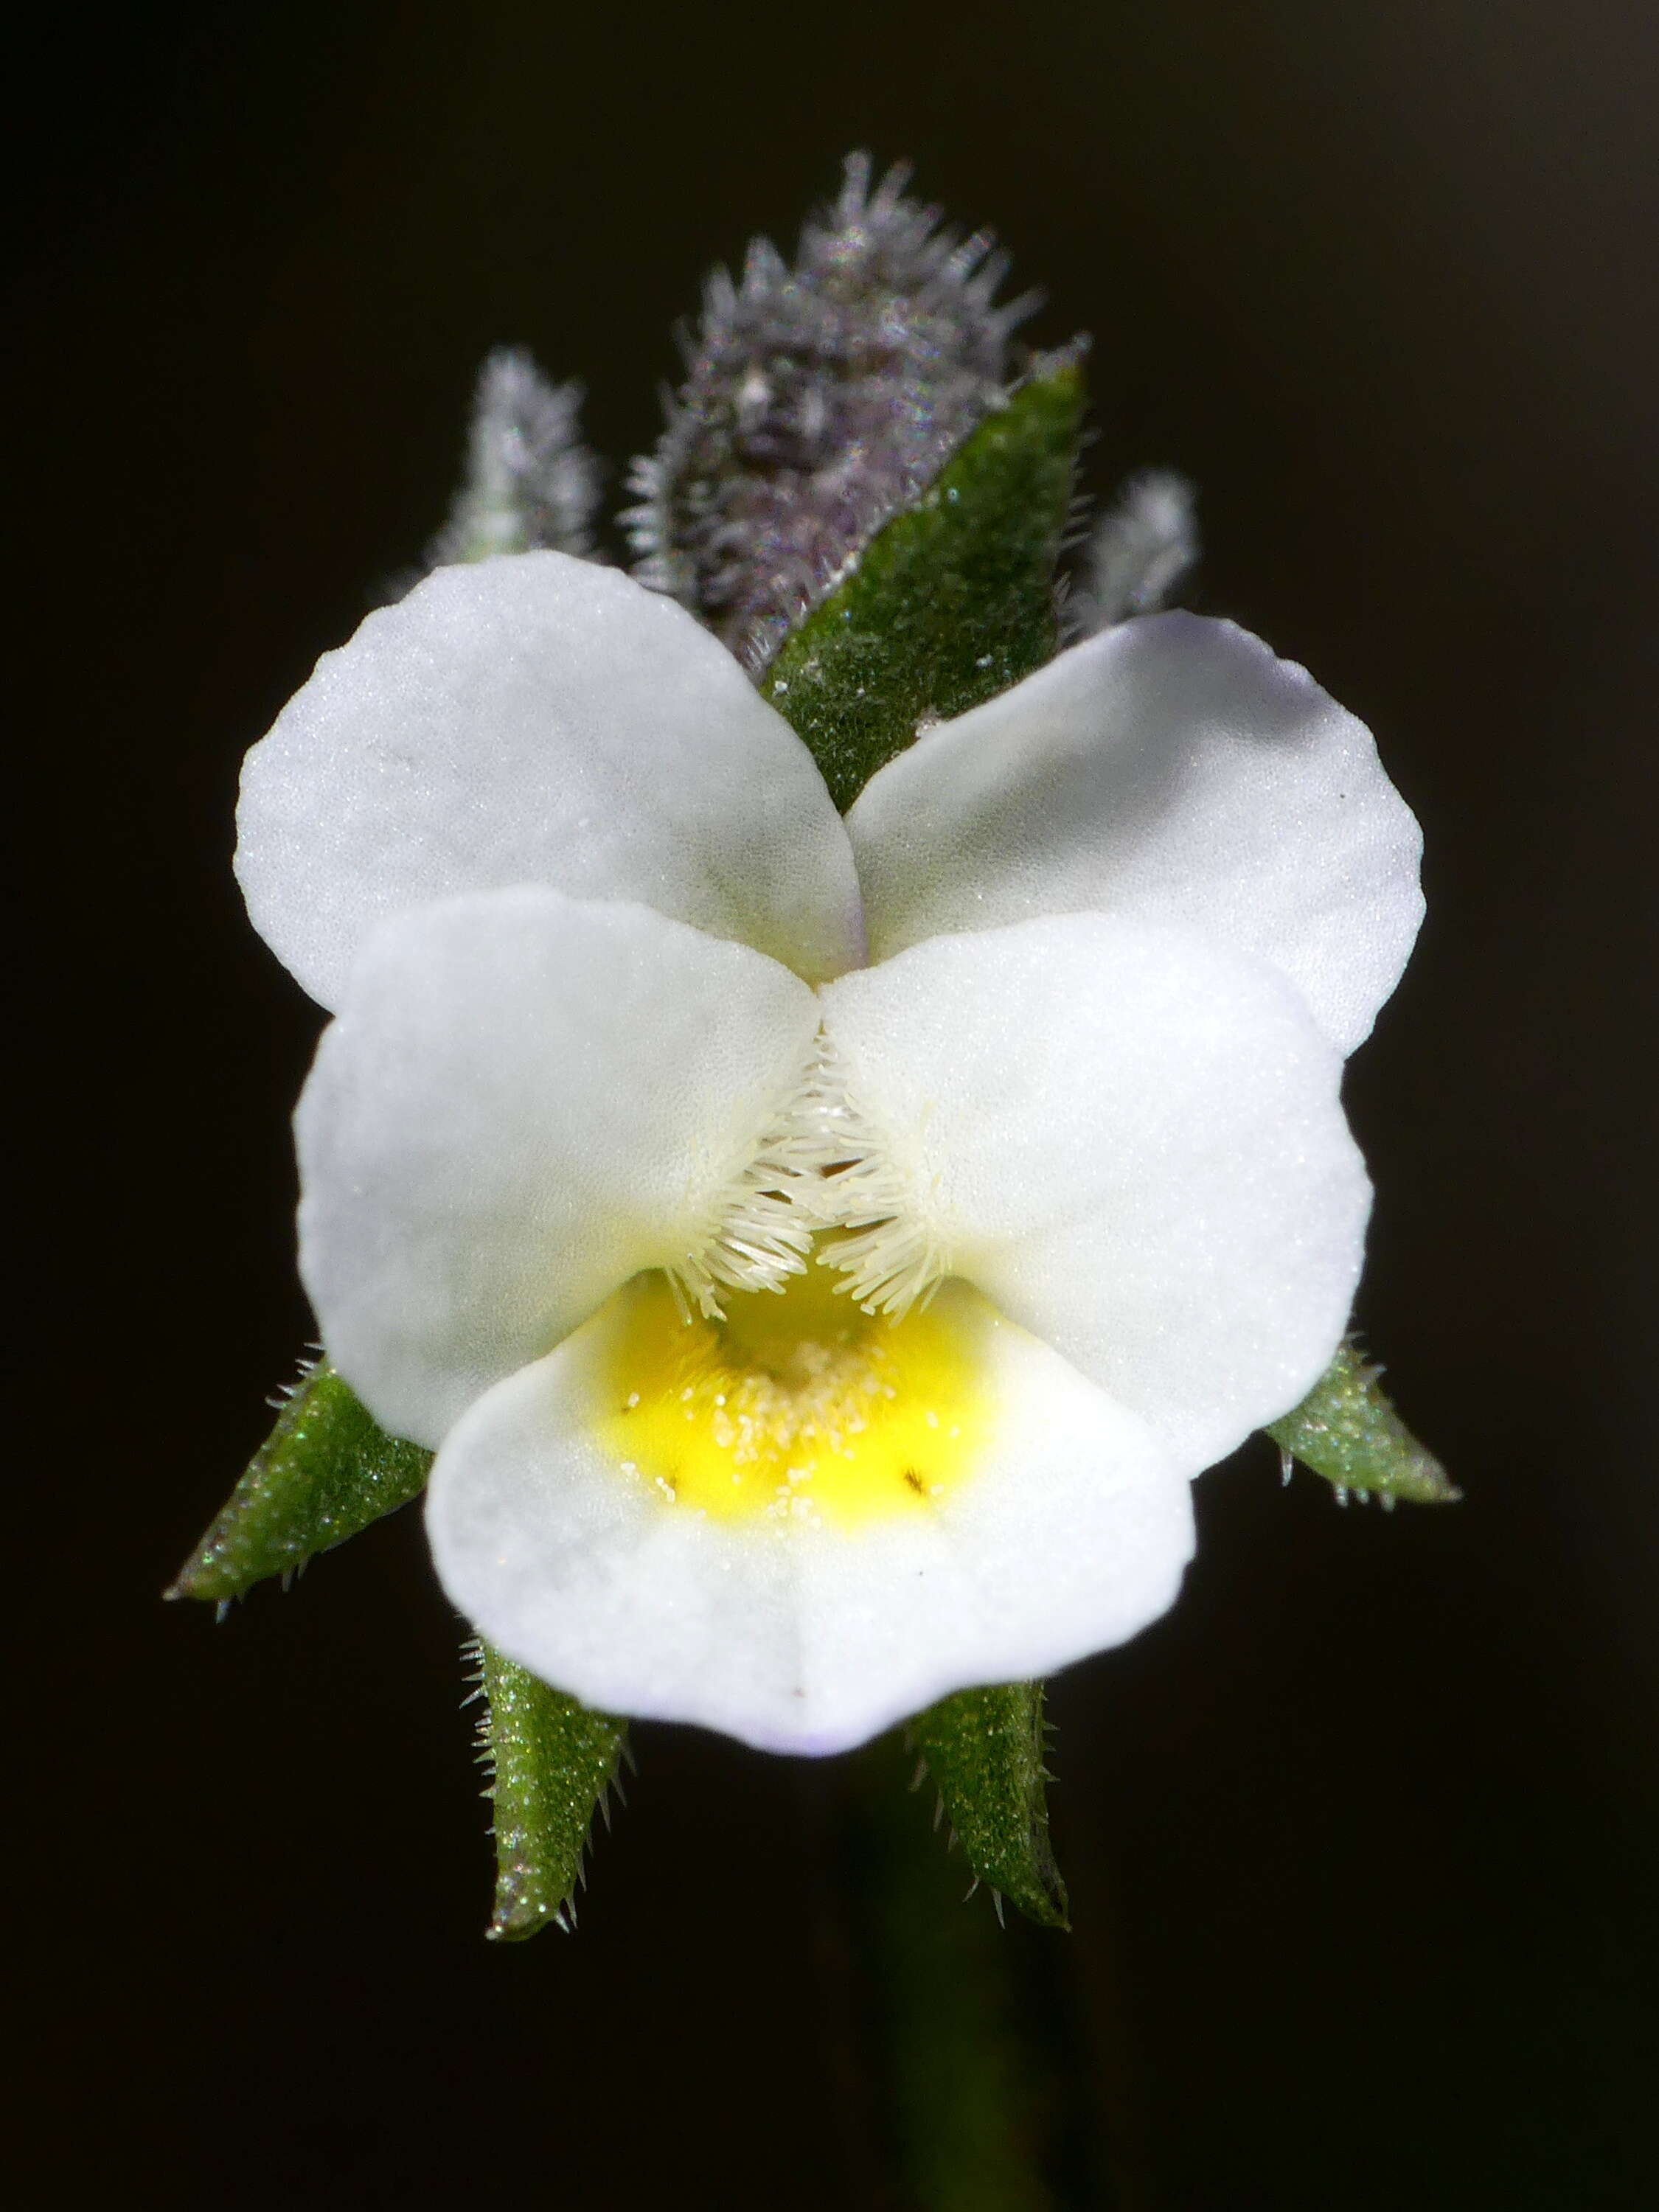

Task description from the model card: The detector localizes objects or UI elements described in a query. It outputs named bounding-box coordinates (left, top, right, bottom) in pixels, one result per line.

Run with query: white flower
left=236, top=552, right=1422, bottom=1753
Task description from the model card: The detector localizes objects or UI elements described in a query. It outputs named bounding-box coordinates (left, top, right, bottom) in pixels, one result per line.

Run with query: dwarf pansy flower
left=234, top=551, right=1421, bottom=1752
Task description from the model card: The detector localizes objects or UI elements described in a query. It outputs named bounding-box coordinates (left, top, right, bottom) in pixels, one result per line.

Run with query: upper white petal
left=237, top=551, right=864, bottom=1009
left=295, top=888, right=821, bottom=1450
left=846, top=611, right=1423, bottom=1054
left=425, top=1282, right=1194, bottom=1755
left=818, top=914, right=1371, bottom=1470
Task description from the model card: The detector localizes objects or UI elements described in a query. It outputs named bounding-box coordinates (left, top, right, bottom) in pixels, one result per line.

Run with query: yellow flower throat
left=593, top=1261, right=990, bottom=1529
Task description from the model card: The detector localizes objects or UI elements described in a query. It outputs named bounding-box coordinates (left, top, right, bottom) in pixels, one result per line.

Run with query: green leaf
left=470, top=1641, right=628, bottom=1941
left=909, top=1682, right=1069, bottom=1930
left=762, top=355, right=1088, bottom=810
left=1267, top=1340, right=1458, bottom=1506
left=167, top=1357, right=432, bottom=1604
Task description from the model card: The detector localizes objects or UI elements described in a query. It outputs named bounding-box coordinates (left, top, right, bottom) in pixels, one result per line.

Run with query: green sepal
left=469, top=1641, right=628, bottom=1941
left=167, top=1357, right=432, bottom=1604
left=908, top=1682, right=1069, bottom=1930
left=762, top=355, right=1087, bottom=811
left=1267, top=1339, right=1458, bottom=1506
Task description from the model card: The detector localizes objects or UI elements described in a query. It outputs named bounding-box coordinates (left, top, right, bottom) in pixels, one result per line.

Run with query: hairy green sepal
left=910, top=1683, right=1068, bottom=1930
left=762, top=358, right=1086, bottom=811
left=168, top=1359, right=431, bottom=1603
left=1268, top=1340, right=1458, bottom=1506
left=470, top=1641, right=627, bottom=1941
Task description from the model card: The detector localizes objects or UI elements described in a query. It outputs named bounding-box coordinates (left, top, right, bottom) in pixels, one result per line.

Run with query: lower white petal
left=296, top=888, right=820, bottom=1450
left=425, top=1275, right=1193, bottom=1754
left=818, top=914, right=1371, bottom=1471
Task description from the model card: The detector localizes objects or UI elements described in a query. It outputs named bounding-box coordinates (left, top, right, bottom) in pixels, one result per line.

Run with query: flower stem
left=799, top=1732, right=1118, bottom=2209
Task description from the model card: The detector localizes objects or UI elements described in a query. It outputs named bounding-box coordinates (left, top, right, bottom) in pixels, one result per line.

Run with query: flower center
left=668, top=1030, right=947, bottom=1324
left=591, top=1259, right=990, bottom=1528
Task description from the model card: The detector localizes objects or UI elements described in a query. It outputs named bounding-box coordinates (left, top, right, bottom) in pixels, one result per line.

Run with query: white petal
left=846, top=612, right=1423, bottom=1054
left=237, top=551, right=863, bottom=1009
left=295, top=888, right=820, bottom=1449
left=818, top=915, right=1371, bottom=1470
left=425, top=1281, right=1193, bottom=1754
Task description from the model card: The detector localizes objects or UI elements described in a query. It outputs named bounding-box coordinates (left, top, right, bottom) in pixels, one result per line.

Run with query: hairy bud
left=429, top=347, right=602, bottom=566
left=1067, top=469, right=1198, bottom=636
left=625, top=153, right=1037, bottom=669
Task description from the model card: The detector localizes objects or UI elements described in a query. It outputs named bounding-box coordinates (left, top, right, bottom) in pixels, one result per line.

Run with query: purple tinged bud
left=624, top=153, right=1037, bottom=670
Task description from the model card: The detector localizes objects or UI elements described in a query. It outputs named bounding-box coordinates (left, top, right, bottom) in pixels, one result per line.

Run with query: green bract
left=762, top=358, right=1086, bottom=811
left=911, top=1683, right=1068, bottom=1930
left=1267, top=1340, right=1457, bottom=1506
left=468, top=1641, right=628, bottom=1941
left=169, top=1359, right=429, bottom=1604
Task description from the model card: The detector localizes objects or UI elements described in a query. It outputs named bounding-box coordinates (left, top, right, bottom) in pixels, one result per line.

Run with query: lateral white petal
left=296, top=888, right=820, bottom=1450
left=425, top=1281, right=1194, bottom=1755
left=818, top=915, right=1371, bottom=1470
left=237, top=551, right=863, bottom=1009
left=846, top=612, right=1423, bottom=1054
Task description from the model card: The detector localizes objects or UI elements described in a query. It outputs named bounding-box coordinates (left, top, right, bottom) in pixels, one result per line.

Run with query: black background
left=15, top=3, right=1659, bottom=2205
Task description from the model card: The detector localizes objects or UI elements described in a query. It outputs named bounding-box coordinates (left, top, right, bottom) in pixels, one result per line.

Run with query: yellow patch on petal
left=591, top=1262, right=991, bottom=1528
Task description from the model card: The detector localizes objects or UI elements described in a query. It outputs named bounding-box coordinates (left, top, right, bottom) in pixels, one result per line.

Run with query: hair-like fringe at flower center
left=667, top=1031, right=946, bottom=1325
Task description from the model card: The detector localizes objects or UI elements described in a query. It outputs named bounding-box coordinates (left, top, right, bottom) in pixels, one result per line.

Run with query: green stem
left=801, top=1734, right=1116, bottom=2210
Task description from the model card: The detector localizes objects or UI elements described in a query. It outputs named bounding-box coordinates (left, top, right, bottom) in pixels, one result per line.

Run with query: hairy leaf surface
left=764, top=358, right=1086, bottom=810
left=911, top=1682, right=1068, bottom=1931
left=1269, top=1340, right=1457, bottom=1506
left=170, top=1359, right=431, bottom=1603
left=471, top=1641, right=628, bottom=1941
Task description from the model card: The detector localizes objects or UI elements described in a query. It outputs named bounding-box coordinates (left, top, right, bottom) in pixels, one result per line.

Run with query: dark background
left=15, top=2, right=1659, bottom=2205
